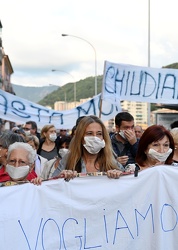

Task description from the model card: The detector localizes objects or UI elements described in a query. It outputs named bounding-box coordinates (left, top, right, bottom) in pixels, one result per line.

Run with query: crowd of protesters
left=0, top=113, right=177, bottom=186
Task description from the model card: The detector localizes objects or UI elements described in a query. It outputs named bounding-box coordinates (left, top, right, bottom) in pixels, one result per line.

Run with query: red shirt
left=0, top=166, right=10, bottom=182
left=0, top=165, right=37, bottom=182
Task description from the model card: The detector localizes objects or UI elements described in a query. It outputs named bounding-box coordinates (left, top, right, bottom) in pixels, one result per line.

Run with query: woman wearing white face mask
left=52, top=115, right=123, bottom=180
left=0, top=131, right=25, bottom=182
left=134, top=125, right=174, bottom=171
left=37, top=125, right=59, bottom=161
left=40, top=136, right=71, bottom=180
left=6, top=142, right=37, bottom=182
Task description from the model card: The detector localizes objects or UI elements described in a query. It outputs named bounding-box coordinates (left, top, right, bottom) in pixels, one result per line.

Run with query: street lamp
left=51, top=69, right=76, bottom=107
left=61, top=33, right=97, bottom=96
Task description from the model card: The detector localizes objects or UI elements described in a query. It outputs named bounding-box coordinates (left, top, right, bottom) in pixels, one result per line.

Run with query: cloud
left=1, top=0, right=178, bottom=87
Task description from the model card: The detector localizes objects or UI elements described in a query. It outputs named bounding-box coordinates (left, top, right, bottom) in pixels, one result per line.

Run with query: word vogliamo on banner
left=0, top=165, right=178, bottom=249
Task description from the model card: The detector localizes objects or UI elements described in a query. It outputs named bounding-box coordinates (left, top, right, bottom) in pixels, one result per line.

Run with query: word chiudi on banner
left=102, top=61, right=178, bottom=105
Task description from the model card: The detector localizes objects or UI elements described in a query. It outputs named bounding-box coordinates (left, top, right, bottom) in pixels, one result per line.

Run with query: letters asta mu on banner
left=102, top=61, right=178, bottom=105
left=0, top=89, right=121, bottom=128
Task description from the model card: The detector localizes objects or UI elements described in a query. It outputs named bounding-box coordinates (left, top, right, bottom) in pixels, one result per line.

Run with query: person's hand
left=117, top=156, right=128, bottom=165
left=31, top=177, right=43, bottom=185
left=59, top=169, right=78, bottom=181
left=125, top=163, right=136, bottom=173
left=124, top=130, right=137, bottom=145
left=107, top=169, right=123, bottom=179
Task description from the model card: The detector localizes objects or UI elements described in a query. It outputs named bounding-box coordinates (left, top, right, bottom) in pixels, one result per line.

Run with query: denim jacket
left=111, top=133, right=139, bottom=168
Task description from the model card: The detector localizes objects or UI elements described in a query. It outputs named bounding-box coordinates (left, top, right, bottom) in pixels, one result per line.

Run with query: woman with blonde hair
left=37, top=124, right=59, bottom=161
left=52, top=115, right=123, bottom=179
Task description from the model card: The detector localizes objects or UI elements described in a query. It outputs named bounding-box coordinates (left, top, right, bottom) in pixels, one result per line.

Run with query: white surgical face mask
left=49, top=133, right=57, bottom=142
left=119, top=130, right=127, bottom=140
left=147, top=148, right=172, bottom=162
left=25, top=130, right=31, bottom=136
left=83, top=136, right=105, bottom=154
left=6, top=165, right=30, bottom=180
left=59, top=148, right=69, bottom=158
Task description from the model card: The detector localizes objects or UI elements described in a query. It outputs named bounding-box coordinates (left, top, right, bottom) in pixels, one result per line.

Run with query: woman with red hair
left=135, top=125, right=174, bottom=170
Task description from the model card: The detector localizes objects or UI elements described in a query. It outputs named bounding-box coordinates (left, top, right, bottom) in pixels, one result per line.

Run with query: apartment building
left=54, top=98, right=91, bottom=110
left=121, top=101, right=148, bottom=129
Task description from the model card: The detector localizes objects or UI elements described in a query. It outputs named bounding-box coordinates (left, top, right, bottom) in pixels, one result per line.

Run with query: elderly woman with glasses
left=6, top=142, right=37, bottom=182
left=0, top=131, right=25, bottom=182
left=0, top=131, right=38, bottom=183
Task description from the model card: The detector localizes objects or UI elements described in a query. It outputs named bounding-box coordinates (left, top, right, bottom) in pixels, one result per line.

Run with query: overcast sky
left=1, top=0, right=178, bottom=89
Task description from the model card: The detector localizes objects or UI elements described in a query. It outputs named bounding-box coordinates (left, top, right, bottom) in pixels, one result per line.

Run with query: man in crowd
left=134, top=125, right=143, bottom=139
left=59, top=129, right=67, bottom=138
left=23, top=121, right=40, bottom=140
left=111, top=112, right=139, bottom=168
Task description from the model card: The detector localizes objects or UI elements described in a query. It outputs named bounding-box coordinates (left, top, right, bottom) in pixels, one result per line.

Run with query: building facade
left=121, top=101, right=148, bottom=130
left=0, top=20, right=15, bottom=131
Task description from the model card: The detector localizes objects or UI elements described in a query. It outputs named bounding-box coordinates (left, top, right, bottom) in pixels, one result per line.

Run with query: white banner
left=0, top=90, right=121, bottom=129
left=102, top=61, right=178, bottom=105
left=1, top=165, right=178, bottom=250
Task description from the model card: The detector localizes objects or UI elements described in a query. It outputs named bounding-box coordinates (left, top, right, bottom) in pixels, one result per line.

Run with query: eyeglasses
left=8, top=159, right=29, bottom=166
left=23, top=128, right=31, bottom=131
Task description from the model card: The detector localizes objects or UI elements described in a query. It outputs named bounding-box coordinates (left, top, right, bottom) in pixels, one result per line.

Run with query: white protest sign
left=0, top=165, right=178, bottom=249
left=102, top=61, right=178, bottom=105
left=0, top=90, right=121, bottom=128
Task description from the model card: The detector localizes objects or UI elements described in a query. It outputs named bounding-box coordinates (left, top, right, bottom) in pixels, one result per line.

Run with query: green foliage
left=38, top=75, right=103, bottom=108
left=162, top=62, right=178, bottom=69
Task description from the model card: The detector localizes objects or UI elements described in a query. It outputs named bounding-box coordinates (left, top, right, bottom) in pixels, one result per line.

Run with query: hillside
left=38, top=75, right=103, bottom=108
left=12, top=75, right=103, bottom=107
left=12, top=84, right=58, bottom=103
